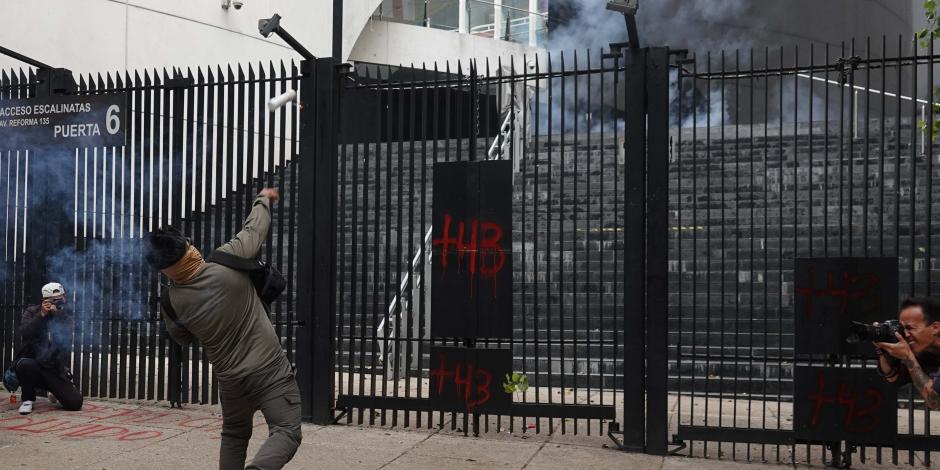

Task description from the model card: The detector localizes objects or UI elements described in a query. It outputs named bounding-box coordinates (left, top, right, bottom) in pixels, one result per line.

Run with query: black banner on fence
left=794, top=257, right=899, bottom=356
left=0, top=93, right=127, bottom=149
left=431, top=160, right=512, bottom=339
left=429, top=346, right=512, bottom=414
left=793, top=366, right=897, bottom=446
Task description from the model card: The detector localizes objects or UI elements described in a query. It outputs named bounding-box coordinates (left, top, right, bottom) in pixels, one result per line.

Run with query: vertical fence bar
left=689, top=52, right=698, bottom=457
left=717, top=51, right=726, bottom=451
left=622, top=47, right=647, bottom=451
left=646, top=46, right=670, bottom=455
left=532, top=55, right=541, bottom=434
left=296, top=58, right=317, bottom=420
left=926, top=33, right=936, bottom=467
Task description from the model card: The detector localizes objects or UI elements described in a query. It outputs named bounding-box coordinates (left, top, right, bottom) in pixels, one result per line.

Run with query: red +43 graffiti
left=430, top=352, right=493, bottom=412
left=794, top=268, right=881, bottom=318
left=806, top=371, right=884, bottom=433
left=432, top=213, right=507, bottom=297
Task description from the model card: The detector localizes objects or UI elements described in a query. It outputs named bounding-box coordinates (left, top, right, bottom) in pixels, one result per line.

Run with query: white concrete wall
left=350, top=20, right=538, bottom=71
left=0, top=0, right=390, bottom=76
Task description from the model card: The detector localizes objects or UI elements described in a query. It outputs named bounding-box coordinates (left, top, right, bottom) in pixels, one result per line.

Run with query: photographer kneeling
left=13, top=282, right=83, bottom=414
left=873, top=297, right=940, bottom=410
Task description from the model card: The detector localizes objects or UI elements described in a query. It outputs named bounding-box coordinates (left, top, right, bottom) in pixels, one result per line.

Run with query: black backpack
left=207, top=250, right=287, bottom=306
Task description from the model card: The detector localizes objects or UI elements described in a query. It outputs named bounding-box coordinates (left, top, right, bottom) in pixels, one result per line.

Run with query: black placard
left=794, top=366, right=897, bottom=445
left=0, top=93, right=127, bottom=150
left=431, top=160, right=512, bottom=339
left=428, top=346, right=512, bottom=414
left=794, top=257, right=898, bottom=356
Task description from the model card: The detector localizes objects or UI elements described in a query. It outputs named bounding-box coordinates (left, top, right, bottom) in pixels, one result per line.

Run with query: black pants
left=14, top=358, right=83, bottom=411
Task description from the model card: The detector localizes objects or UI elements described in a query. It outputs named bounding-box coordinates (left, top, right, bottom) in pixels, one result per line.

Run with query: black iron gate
left=671, top=37, right=940, bottom=466
left=319, top=47, right=669, bottom=451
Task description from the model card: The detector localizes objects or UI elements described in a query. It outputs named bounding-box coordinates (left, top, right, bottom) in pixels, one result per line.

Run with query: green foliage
left=917, top=87, right=940, bottom=143
left=502, top=372, right=529, bottom=394
left=921, top=0, right=940, bottom=49
left=920, top=3, right=940, bottom=142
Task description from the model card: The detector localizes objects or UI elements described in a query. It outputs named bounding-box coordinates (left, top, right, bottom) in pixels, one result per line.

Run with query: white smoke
left=548, top=0, right=755, bottom=54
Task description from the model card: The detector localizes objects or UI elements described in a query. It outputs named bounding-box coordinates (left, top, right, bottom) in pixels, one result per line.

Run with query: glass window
left=468, top=0, right=497, bottom=38
left=375, top=0, right=427, bottom=26
left=428, top=0, right=460, bottom=31
left=370, top=0, right=550, bottom=46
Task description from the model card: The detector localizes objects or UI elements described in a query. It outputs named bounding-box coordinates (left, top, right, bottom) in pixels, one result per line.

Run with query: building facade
left=0, top=0, right=548, bottom=77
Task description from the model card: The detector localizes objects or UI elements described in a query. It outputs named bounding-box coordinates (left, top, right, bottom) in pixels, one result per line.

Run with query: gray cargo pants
left=218, top=356, right=302, bottom=470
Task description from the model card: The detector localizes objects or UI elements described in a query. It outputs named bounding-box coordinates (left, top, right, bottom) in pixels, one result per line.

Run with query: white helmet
left=41, top=282, right=66, bottom=299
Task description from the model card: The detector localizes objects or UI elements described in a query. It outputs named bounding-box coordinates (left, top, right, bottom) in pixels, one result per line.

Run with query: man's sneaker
left=47, top=393, right=58, bottom=405
left=18, top=400, right=33, bottom=415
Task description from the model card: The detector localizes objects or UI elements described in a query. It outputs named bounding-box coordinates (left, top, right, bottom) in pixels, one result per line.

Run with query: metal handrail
left=488, top=107, right=515, bottom=160
left=376, top=227, right=432, bottom=368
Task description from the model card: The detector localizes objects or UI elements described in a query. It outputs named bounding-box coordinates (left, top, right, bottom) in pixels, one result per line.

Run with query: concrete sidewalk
left=0, top=391, right=797, bottom=470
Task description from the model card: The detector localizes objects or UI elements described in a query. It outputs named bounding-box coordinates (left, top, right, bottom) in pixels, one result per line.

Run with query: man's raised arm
left=217, top=188, right=279, bottom=259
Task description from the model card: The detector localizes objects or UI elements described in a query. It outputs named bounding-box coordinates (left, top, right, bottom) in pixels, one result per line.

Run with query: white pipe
left=923, top=104, right=927, bottom=155
left=854, top=90, right=858, bottom=140
left=797, top=73, right=940, bottom=107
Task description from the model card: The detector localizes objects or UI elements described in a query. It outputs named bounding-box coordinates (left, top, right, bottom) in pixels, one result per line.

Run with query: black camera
left=51, top=298, right=66, bottom=310
left=846, top=320, right=905, bottom=344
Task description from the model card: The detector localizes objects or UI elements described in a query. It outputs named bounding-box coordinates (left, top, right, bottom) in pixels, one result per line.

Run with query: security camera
left=268, top=89, right=298, bottom=112
left=233, top=0, right=244, bottom=10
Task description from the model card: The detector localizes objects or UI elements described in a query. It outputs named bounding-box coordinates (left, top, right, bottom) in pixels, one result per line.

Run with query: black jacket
left=14, top=305, right=74, bottom=372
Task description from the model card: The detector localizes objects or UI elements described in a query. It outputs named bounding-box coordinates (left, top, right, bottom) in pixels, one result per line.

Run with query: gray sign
left=0, top=93, right=127, bottom=149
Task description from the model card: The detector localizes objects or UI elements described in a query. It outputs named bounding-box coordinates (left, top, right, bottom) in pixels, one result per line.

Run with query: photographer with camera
left=871, top=297, right=940, bottom=409
left=146, top=188, right=299, bottom=470
left=11, top=282, right=83, bottom=414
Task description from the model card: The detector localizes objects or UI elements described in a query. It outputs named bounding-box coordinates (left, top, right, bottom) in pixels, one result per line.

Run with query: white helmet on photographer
left=41, top=282, right=66, bottom=299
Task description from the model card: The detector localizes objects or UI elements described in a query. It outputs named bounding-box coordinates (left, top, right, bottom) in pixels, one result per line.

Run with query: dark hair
left=145, top=226, right=190, bottom=269
left=901, top=296, right=940, bottom=325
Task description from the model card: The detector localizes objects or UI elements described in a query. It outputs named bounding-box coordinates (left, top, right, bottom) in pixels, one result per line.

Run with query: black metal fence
left=671, top=37, right=940, bottom=466
left=0, top=62, right=302, bottom=406
left=328, top=47, right=668, bottom=450
left=17, top=34, right=940, bottom=466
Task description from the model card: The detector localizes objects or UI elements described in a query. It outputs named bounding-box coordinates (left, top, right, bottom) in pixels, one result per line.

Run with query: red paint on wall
left=794, top=267, right=881, bottom=318
left=430, top=352, right=494, bottom=412
left=806, top=371, right=884, bottom=433
left=433, top=213, right=507, bottom=297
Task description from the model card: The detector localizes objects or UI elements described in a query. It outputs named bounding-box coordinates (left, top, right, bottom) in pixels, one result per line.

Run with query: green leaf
left=503, top=384, right=515, bottom=394
left=517, top=382, right=529, bottom=392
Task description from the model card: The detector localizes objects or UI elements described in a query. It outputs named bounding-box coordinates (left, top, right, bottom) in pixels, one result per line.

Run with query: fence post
left=296, top=57, right=339, bottom=424
left=622, top=46, right=670, bottom=455
left=644, top=46, right=670, bottom=456
left=622, top=47, right=647, bottom=451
